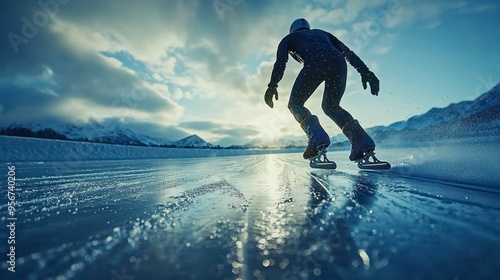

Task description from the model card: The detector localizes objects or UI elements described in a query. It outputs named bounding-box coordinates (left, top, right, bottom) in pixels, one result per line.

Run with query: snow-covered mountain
left=331, top=83, right=500, bottom=147
left=383, top=83, right=497, bottom=131
left=61, top=121, right=176, bottom=147
left=0, top=120, right=214, bottom=148
left=175, top=134, right=213, bottom=148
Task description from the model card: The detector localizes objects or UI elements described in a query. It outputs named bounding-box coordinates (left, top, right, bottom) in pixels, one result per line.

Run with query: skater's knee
left=322, top=103, right=351, bottom=127
left=288, top=102, right=301, bottom=115
left=288, top=103, right=312, bottom=123
left=322, top=102, right=341, bottom=116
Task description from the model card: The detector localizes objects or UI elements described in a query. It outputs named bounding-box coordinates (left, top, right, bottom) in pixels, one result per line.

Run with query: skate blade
left=309, top=149, right=337, bottom=169
left=358, top=162, right=391, bottom=170
left=356, top=151, right=391, bottom=170
left=310, top=161, right=337, bottom=169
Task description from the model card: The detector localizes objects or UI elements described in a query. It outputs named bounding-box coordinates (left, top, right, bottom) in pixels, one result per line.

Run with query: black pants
left=288, top=50, right=354, bottom=129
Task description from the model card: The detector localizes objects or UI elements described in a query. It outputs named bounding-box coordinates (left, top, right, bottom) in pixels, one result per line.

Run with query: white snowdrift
left=386, top=143, right=500, bottom=189
left=0, top=136, right=294, bottom=162
left=1, top=136, right=498, bottom=189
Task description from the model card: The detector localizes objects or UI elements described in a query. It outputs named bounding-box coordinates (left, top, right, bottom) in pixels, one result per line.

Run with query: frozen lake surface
left=1, top=146, right=499, bottom=280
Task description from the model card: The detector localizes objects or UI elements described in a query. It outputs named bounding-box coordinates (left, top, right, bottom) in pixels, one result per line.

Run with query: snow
left=175, top=134, right=213, bottom=148
left=329, top=83, right=500, bottom=146
left=0, top=136, right=293, bottom=162
left=2, top=135, right=499, bottom=189
left=382, top=144, right=500, bottom=189
left=4, top=119, right=178, bottom=146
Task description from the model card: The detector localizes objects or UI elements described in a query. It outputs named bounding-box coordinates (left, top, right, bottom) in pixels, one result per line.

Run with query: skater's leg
left=321, top=57, right=354, bottom=128
left=343, top=119, right=375, bottom=160
left=322, top=77, right=355, bottom=128
left=321, top=54, right=375, bottom=161
left=288, top=68, right=324, bottom=123
left=289, top=68, right=329, bottom=159
left=300, top=115, right=331, bottom=159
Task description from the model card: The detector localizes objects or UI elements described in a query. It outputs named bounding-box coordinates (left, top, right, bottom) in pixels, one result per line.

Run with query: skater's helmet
left=290, top=18, right=310, bottom=33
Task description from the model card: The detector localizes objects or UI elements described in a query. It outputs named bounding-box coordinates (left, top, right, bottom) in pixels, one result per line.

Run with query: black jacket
left=268, top=29, right=369, bottom=88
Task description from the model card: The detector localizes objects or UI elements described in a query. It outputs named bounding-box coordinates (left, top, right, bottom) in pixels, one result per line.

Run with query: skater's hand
left=361, top=71, right=380, bottom=96
left=264, top=87, right=278, bottom=108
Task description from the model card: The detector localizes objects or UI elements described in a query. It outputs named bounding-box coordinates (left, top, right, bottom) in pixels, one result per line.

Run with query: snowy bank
left=0, top=136, right=296, bottom=162
left=385, top=144, right=500, bottom=189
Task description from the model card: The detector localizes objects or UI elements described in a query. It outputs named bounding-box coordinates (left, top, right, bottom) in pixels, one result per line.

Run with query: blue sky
left=1, top=0, right=499, bottom=146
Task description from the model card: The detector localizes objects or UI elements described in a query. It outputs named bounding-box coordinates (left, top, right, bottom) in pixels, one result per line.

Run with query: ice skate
left=356, top=150, right=391, bottom=170
left=303, top=143, right=319, bottom=160
left=309, top=146, right=337, bottom=169
left=342, top=119, right=375, bottom=161
left=301, top=115, right=331, bottom=160
left=342, top=119, right=391, bottom=169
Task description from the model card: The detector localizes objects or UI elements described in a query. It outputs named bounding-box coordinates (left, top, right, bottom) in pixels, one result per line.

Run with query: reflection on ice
left=358, top=249, right=370, bottom=269
left=2, top=152, right=499, bottom=279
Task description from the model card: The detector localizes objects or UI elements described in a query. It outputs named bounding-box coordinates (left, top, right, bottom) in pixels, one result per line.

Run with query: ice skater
left=265, top=18, right=389, bottom=169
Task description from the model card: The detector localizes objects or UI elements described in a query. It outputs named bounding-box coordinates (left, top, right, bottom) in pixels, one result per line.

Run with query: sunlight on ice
left=358, top=249, right=370, bottom=269
left=266, top=155, right=284, bottom=202
left=249, top=155, right=292, bottom=265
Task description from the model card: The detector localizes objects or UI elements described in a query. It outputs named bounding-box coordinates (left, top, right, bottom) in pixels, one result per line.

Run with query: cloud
left=117, top=119, right=190, bottom=141
left=179, top=121, right=222, bottom=131
left=178, top=120, right=261, bottom=145
left=385, top=0, right=498, bottom=29
left=0, top=1, right=183, bottom=127
left=3, top=0, right=497, bottom=147
left=0, top=0, right=424, bottom=144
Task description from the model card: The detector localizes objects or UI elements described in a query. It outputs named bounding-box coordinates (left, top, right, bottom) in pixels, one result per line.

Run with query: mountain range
left=329, top=82, right=500, bottom=147
left=1, top=83, right=498, bottom=149
left=0, top=120, right=213, bottom=148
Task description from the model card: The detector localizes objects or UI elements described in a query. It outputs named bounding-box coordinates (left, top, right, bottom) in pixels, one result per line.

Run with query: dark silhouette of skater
left=265, top=18, right=380, bottom=161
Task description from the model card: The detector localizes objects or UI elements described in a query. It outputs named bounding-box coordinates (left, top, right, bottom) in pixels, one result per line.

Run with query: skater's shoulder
left=310, top=28, right=330, bottom=35
left=310, top=28, right=326, bottom=33
left=285, top=29, right=324, bottom=41
left=309, top=29, right=339, bottom=40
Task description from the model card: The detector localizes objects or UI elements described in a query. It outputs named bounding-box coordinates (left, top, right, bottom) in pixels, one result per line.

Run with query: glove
left=361, top=71, right=380, bottom=96
left=264, top=87, right=278, bottom=108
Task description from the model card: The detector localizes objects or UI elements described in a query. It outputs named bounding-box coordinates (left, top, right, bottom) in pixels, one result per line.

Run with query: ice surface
left=0, top=142, right=499, bottom=279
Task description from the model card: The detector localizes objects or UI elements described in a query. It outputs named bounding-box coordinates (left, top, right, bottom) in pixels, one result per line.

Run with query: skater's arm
left=328, top=32, right=380, bottom=96
left=268, top=39, right=289, bottom=88
left=328, top=33, right=370, bottom=75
